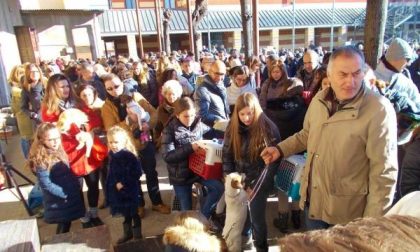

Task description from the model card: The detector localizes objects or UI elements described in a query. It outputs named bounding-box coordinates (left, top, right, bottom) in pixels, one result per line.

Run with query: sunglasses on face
left=106, top=85, right=121, bottom=91
left=214, top=72, right=226, bottom=76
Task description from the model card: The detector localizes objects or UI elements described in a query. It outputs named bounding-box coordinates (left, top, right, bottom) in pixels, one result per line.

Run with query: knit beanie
left=385, top=38, right=413, bottom=62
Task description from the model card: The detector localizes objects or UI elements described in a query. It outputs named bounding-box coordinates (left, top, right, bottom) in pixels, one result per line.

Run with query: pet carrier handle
left=195, top=139, right=223, bottom=164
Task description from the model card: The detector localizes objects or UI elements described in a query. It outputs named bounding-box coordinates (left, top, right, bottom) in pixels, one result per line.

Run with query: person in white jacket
left=226, top=65, right=257, bottom=114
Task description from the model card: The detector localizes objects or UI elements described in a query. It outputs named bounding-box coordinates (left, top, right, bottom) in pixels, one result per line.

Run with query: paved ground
left=0, top=134, right=301, bottom=251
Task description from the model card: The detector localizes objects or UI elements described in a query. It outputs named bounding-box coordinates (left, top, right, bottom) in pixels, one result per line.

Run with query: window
left=125, top=0, right=135, bottom=9
left=164, top=0, right=175, bottom=8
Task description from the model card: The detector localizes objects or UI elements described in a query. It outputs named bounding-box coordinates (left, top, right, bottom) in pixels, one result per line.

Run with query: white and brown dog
left=56, top=108, right=93, bottom=157
left=222, top=172, right=248, bottom=252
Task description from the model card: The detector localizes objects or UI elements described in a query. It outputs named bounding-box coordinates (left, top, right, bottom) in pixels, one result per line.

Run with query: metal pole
left=330, top=0, right=335, bottom=51
left=416, top=0, right=418, bottom=42
left=292, top=0, right=296, bottom=52
left=154, top=0, right=163, bottom=53
left=186, top=0, right=195, bottom=55
left=134, top=0, right=144, bottom=58
left=207, top=15, right=211, bottom=50
left=252, top=0, right=259, bottom=56
left=252, top=0, right=260, bottom=88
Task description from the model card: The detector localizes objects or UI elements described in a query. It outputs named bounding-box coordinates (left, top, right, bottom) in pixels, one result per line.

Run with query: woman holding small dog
left=101, top=73, right=171, bottom=216
left=41, top=74, right=108, bottom=228
left=223, top=92, right=281, bottom=252
left=161, top=97, right=224, bottom=220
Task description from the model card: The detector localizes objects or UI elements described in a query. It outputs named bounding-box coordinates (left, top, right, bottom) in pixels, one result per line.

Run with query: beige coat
left=101, top=92, right=157, bottom=151
left=10, top=86, right=34, bottom=139
left=278, top=85, right=398, bottom=224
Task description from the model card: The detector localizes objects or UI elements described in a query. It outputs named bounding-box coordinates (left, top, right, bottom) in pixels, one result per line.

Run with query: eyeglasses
left=106, top=85, right=121, bottom=91
left=235, top=77, right=247, bottom=83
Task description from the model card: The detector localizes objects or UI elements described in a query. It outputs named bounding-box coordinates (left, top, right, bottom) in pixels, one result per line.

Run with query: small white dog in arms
left=223, top=172, right=248, bottom=252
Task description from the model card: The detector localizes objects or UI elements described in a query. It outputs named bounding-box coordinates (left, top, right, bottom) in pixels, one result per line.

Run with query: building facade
left=100, top=0, right=367, bottom=57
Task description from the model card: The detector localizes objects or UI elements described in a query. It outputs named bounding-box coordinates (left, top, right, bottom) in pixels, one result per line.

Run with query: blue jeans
left=138, top=142, right=163, bottom=206
left=173, top=179, right=223, bottom=219
left=199, top=179, right=224, bottom=218
left=173, top=185, right=193, bottom=211
left=20, top=138, right=31, bottom=159
left=304, top=205, right=331, bottom=230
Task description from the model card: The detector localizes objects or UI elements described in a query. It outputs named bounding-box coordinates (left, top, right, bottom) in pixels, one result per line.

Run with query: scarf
left=106, top=86, right=132, bottom=121
left=58, top=99, right=75, bottom=112
left=381, top=55, right=400, bottom=73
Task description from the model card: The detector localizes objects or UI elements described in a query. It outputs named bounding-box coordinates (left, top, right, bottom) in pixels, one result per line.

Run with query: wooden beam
left=154, top=0, right=163, bottom=53
left=134, top=0, right=144, bottom=58
left=252, top=0, right=259, bottom=56
left=364, top=0, right=388, bottom=68
left=187, top=0, right=195, bottom=55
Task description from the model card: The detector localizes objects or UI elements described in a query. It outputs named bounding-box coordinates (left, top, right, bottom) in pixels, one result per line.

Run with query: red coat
left=62, top=123, right=107, bottom=176
left=41, top=105, right=60, bottom=123
left=78, top=104, right=103, bottom=132
left=41, top=106, right=108, bottom=176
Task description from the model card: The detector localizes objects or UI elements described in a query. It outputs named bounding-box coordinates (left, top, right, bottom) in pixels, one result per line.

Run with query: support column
left=270, top=28, right=279, bottom=51
left=305, top=27, right=315, bottom=47
left=337, top=26, right=348, bottom=46
left=402, top=23, right=410, bottom=41
left=0, top=45, right=10, bottom=106
left=233, top=31, right=242, bottom=51
left=196, top=33, right=203, bottom=52
left=127, top=34, right=138, bottom=59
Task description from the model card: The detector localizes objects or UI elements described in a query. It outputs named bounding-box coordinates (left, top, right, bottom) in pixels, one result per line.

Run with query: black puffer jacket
left=106, top=149, right=142, bottom=216
left=161, top=117, right=212, bottom=185
left=223, top=120, right=281, bottom=190
left=36, top=161, right=85, bottom=224
left=400, top=136, right=420, bottom=196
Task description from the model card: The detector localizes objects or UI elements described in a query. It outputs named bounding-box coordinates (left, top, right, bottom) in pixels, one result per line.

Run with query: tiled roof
left=98, top=8, right=366, bottom=36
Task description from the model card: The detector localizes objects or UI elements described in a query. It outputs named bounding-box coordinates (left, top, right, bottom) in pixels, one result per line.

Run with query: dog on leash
left=222, top=172, right=248, bottom=252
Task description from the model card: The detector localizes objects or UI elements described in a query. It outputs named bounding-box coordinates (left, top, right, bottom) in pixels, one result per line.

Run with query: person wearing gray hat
left=374, top=38, right=420, bottom=145
left=375, top=38, right=420, bottom=206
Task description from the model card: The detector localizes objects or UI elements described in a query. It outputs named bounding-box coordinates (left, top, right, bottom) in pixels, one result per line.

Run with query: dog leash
left=248, top=137, right=271, bottom=203
left=246, top=164, right=269, bottom=236
left=246, top=137, right=272, bottom=229
left=248, top=165, right=269, bottom=203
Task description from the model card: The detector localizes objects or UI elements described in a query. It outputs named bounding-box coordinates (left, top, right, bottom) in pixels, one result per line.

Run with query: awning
left=98, top=7, right=366, bottom=37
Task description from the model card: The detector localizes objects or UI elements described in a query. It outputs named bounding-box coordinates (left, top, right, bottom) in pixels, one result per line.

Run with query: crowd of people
left=4, top=37, right=420, bottom=252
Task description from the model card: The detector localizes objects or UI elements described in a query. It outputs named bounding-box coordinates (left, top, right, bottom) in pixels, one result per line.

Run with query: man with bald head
left=194, top=60, right=230, bottom=126
left=297, top=50, right=325, bottom=103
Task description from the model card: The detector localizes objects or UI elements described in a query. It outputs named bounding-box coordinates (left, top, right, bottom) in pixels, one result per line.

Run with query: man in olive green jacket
left=261, top=47, right=398, bottom=229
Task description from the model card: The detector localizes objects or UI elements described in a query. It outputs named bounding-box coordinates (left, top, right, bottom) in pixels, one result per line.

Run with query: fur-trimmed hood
left=163, top=225, right=221, bottom=252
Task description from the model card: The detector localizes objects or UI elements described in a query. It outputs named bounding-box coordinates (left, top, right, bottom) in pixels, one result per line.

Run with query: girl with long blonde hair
left=106, top=126, right=142, bottom=244
left=222, top=92, right=280, bottom=251
left=28, top=123, right=84, bottom=234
